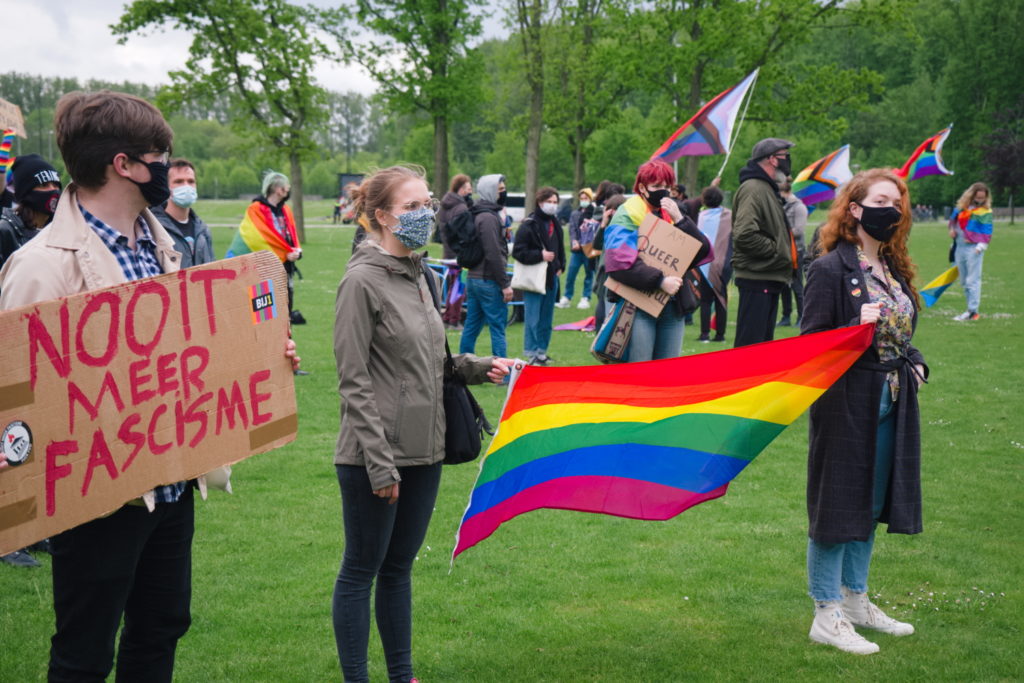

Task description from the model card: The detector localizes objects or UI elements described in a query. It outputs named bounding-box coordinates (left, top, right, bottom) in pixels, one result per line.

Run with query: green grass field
left=2, top=202, right=1022, bottom=681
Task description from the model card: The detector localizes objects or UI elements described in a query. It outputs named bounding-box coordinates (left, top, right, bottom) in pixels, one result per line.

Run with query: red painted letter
left=248, top=369, right=273, bottom=426
left=125, top=281, right=170, bottom=357
left=68, top=372, right=125, bottom=433
left=118, top=413, right=145, bottom=473
left=180, top=346, right=209, bottom=400
left=190, top=268, right=236, bottom=335
left=81, top=429, right=119, bottom=497
left=75, top=292, right=120, bottom=367
left=46, top=440, right=78, bottom=516
left=147, top=404, right=172, bottom=455
left=26, top=302, right=71, bottom=388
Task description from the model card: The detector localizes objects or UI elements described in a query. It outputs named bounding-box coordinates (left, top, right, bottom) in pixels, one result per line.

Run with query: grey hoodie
left=334, top=241, right=494, bottom=489
left=476, top=174, right=504, bottom=204
left=468, top=174, right=510, bottom=286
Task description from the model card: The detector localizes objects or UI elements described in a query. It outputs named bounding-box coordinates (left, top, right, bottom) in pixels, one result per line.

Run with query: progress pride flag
left=0, top=252, right=297, bottom=554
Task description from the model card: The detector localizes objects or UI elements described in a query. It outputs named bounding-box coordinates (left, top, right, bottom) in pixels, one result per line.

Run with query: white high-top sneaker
left=555, top=296, right=571, bottom=309
left=576, top=297, right=590, bottom=309
left=841, top=587, right=915, bottom=636
left=809, top=602, right=880, bottom=655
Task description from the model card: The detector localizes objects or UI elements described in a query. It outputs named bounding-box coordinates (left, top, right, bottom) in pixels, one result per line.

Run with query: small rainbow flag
left=1, top=129, right=15, bottom=180
left=452, top=324, right=874, bottom=559
left=920, top=265, right=959, bottom=308
left=226, top=202, right=300, bottom=261
left=651, top=70, right=759, bottom=162
left=793, top=144, right=852, bottom=207
left=896, top=125, right=954, bottom=181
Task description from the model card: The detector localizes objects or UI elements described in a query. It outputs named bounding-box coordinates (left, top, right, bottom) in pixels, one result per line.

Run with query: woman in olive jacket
left=332, top=165, right=512, bottom=683
left=801, top=169, right=927, bottom=655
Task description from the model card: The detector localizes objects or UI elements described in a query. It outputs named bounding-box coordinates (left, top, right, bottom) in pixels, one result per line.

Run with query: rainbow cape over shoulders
left=951, top=206, right=993, bottom=244
left=602, top=195, right=650, bottom=272
left=452, top=324, right=875, bottom=559
left=226, top=201, right=300, bottom=261
left=920, top=265, right=959, bottom=308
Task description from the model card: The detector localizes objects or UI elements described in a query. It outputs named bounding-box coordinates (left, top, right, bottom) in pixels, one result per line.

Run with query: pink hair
left=633, top=159, right=676, bottom=194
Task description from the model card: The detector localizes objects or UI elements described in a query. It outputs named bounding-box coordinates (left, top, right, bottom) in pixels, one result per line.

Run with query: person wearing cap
left=731, top=137, right=799, bottom=347
left=558, top=187, right=598, bottom=310
left=149, top=158, right=214, bottom=269
left=0, top=154, right=62, bottom=271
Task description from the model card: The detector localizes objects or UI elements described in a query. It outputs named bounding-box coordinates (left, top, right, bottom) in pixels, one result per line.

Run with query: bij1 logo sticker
left=249, top=279, right=277, bottom=324
left=1, top=421, right=33, bottom=468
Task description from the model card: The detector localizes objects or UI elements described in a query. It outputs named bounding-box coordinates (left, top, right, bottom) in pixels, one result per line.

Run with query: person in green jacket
left=731, top=137, right=798, bottom=347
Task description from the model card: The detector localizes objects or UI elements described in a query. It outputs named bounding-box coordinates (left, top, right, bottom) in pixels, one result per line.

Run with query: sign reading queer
left=0, top=252, right=297, bottom=555
left=604, top=213, right=703, bottom=317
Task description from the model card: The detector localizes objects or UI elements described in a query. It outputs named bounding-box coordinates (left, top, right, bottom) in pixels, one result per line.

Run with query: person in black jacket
left=149, top=158, right=215, bottom=269
left=512, top=187, right=566, bottom=365
left=801, top=168, right=927, bottom=655
left=0, top=154, right=62, bottom=272
left=604, top=160, right=710, bottom=361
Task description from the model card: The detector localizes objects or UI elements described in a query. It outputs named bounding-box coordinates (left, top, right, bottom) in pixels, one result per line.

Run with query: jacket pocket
left=388, top=380, right=407, bottom=445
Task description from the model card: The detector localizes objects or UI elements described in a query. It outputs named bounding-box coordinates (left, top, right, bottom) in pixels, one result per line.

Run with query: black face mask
left=129, top=158, right=171, bottom=207
left=644, top=188, right=670, bottom=209
left=497, top=190, right=507, bottom=206
left=280, top=191, right=291, bottom=204
left=775, top=156, right=792, bottom=177
left=857, top=204, right=902, bottom=242
left=21, top=188, right=61, bottom=216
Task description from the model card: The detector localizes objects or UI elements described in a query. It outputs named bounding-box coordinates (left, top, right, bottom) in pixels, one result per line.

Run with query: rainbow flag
left=226, top=201, right=300, bottom=261
left=651, top=69, right=759, bottom=162
left=896, top=125, right=954, bottom=181
left=452, top=324, right=875, bottom=559
left=1, top=129, right=14, bottom=181
left=920, top=265, right=959, bottom=308
left=793, top=144, right=852, bottom=207
left=951, top=206, right=993, bottom=244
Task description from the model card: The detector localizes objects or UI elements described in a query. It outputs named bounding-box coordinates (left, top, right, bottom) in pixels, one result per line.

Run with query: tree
left=329, top=0, right=483, bottom=196
left=512, top=0, right=548, bottom=213
left=113, top=0, right=336, bottom=241
left=982, top=102, right=1024, bottom=224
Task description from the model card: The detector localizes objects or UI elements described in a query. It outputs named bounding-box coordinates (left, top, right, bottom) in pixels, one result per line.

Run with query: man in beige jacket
left=0, top=90, right=298, bottom=682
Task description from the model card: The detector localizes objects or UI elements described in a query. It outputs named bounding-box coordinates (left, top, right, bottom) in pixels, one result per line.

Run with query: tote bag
left=511, top=259, right=547, bottom=294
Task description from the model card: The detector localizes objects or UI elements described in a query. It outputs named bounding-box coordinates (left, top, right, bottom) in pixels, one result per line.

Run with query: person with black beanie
left=0, top=154, right=62, bottom=271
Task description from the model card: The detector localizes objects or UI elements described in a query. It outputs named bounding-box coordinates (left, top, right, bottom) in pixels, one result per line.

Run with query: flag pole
left=716, top=69, right=759, bottom=178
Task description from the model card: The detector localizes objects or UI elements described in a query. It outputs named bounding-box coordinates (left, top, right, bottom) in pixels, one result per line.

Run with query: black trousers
left=734, top=277, right=783, bottom=348
left=698, top=275, right=727, bottom=340
left=780, top=262, right=805, bottom=320
left=48, top=487, right=194, bottom=683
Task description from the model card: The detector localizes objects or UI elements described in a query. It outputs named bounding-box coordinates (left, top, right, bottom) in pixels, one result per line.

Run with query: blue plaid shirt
left=80, top=203, right=187, bottom=505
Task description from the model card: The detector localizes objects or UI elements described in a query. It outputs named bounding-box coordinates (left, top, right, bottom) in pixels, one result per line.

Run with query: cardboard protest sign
left=0, top=252, right=297, bottom=555
left=0, top=97, right=27, bottom=138
left=604, top=213, right=703, bottom=317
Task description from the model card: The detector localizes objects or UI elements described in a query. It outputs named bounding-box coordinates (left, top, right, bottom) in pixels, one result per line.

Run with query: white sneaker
left=841, top=587, right=914, bottom=636
left=576, top=297, right=590, bottom=309
left=809, top=603, right=880, bottom=655
left=555, top=296, right=571, bottom=309
left=953, top=311, right=971, bottom=321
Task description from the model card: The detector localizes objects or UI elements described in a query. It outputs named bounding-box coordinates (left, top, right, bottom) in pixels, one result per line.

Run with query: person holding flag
left=948, top=182, right=993, bottom=321
left=801, top=168, right=927, bottom=655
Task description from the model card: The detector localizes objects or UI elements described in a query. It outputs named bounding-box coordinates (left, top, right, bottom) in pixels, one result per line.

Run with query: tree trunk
left=289, top=153, right=305, bottom=243
left=518, top=0, right=544, bottom=216
left=433, top=114, right=449, bottom=198
left=573, top=131, right=585, bottom=202
left=525, top=86, right=543, bottom=215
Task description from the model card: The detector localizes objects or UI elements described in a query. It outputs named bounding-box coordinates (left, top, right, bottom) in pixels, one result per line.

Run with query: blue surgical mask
left=171, top=185, right=198, bottom=209
left=390, top=207, right=434, bottom=250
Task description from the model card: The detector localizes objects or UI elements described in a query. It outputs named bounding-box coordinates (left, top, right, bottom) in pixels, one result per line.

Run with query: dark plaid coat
left=801, top=240, right=927, bottom=544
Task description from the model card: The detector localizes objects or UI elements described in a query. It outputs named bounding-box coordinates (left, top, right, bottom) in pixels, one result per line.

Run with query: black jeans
left=333, top=463, right=442, bottom=683
left=698, top=275, right=727, bottom=339
left=779, top=261, right=804, bottom=320
left=48, top=487, right=194, bottom=683
left=734, top=277, right=783, bottom=348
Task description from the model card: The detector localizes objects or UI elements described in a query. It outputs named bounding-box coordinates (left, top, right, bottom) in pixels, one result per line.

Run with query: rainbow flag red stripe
left=453, top=324, right=874, bottom=558
left=896, top=126, right=954, bottom=181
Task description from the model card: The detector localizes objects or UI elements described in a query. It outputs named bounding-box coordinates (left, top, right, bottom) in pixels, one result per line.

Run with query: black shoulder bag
left=420, top=261, right=493, bottom=464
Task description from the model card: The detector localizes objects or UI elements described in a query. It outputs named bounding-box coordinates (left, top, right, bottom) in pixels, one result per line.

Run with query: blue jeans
left=563, top=251, right=594, bottom=301
left=523, top=280, right=558, bottom=358
left=954, top=237, right=984, bottom=312
left=459, top=278, right=507, bottom=358
left=333, top=463, right=442, bottom=683
left=622, top=302, right=686, bottom=362
left=807, top=383, right=896, bottom=602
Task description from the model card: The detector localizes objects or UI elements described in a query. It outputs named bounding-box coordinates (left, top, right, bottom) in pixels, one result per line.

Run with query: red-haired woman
left=603, top=160, right=710, bottom=361
left=801, top=169, right=928, bottom=655
left=333, top=165, right=512, bottom=682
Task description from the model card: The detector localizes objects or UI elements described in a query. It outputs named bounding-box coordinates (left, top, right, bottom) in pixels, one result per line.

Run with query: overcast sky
left=2, top=0, right=395, bottom=96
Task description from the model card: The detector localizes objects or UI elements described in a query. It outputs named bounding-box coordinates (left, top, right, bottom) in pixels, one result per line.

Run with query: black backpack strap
left=420, top=260, right=456, bottom=376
